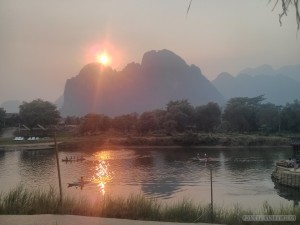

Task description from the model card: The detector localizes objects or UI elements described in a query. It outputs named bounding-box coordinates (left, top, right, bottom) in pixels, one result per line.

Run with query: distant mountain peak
left=212, top=64, right=300, bottom=105
left=218, top=72, right=234, bottom=79
left=237, top=64, right=300, bottom=83
left=212, top=72, right=234, bottom=84
left=79, top=62, right=113, bottom=77
left=239, top=64, right=275, bottom=76
left=141, top=49, right=187, bottom=69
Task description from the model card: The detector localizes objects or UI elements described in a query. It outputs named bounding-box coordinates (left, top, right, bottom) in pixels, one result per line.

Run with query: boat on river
left=68, top=177, right=90, bottom=189
left=192, top=153, right=211, bottom=162
left=67, top=180, right=90, bottom=188
left=62, top=157, right=86, bottom=162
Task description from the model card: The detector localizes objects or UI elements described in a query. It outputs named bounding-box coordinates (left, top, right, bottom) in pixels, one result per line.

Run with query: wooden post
left=210, top=168, right=213, bottom=222
left=54, top=132, right=63, bottom=204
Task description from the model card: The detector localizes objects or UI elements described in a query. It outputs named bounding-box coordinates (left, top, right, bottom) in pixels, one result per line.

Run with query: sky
left=0, top=0, right=299, bottom=104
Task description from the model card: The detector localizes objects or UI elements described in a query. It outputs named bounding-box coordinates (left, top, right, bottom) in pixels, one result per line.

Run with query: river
left=0, top=146, right=298, bottom=209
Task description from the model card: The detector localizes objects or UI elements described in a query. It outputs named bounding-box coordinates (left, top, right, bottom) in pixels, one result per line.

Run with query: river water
left=0, top=147, right=299, bottom=209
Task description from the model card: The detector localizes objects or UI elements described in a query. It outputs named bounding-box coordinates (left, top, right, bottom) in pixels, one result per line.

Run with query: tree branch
left=186, top=1, right=300, bottom=31
left=269, top=0, right=300, bottom=30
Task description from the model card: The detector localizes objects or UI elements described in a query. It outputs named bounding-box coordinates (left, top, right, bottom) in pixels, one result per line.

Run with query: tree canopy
left=195, top=102, right=221, bottom=132
left=70, top=97, right=300, bottom=135
left=165, top=99, right=194, bottom=132
left=79, top=113, right=111, bottom=135
left=187, top=0, right=300, bottom=31
left=281, top=100, right=300, bottom=132
left=0, top=108, right=6, bottom=130
left=19, top=99, right=60, bottom=130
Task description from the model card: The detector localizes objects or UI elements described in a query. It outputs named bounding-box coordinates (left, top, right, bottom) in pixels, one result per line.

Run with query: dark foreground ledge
left=0, top=215, right=224, bottom=225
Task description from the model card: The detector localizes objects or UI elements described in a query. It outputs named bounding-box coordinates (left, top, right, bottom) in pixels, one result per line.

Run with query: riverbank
left=0, top=132, right=292, bottom=151
left=0, top=186, right=298, bottom=225
left=57, top=133, right=290, bottom=150
left=0, top=142, right=55, bottom=151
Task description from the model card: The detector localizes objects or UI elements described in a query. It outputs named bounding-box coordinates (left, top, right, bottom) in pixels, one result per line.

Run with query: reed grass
left=0, top=186, right=299, bottom=224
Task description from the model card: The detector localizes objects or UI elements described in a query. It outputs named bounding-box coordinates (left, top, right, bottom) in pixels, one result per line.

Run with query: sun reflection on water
left=91, top=151, right=113, bottom=194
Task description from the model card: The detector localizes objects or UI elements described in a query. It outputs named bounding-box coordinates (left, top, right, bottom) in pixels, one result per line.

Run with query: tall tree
left=137, top=110, right=165, bottom=134
left=223, top=96, right=265, bottom=132
left=257, top=103, right=281, bottom=132
left=19, top=99, right=60, bottom=130
left=165, top=99, right=194, bottom=132
left=97, top=114, right=111, bottom=132
left=79, top=114, right=111, bottom=135
left=65, top=116, right=80, bottom=125
left=281, top=100, right=300, bottom=132
left=0, top=108, right=6, bottom=130
left=195, top=102, right=221, bottom=132
left=79, top=114, right=98, bottom=135
left=112, top=113, right=138, bottom=133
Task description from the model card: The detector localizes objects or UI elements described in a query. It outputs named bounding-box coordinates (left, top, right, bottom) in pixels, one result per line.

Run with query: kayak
left=62, top=158, right=86, bottom=162
left=67, top=180, right=90, bottom=188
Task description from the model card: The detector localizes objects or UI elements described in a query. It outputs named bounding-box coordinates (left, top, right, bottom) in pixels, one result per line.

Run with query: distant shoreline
left=0, top=142, right=290, bottom=152
left=0, top=142, right=55, bottom=151
left=0, top=133, right=292, bottom=151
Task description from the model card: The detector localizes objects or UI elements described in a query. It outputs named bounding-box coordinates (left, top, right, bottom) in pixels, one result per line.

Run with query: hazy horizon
left=1, top=0, right=299, bottom=104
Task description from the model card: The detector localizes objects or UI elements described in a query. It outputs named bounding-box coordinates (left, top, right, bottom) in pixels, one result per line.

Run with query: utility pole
left=54, top=132, right=63, bottom=204
left=210, top=167, right=213, bottom=222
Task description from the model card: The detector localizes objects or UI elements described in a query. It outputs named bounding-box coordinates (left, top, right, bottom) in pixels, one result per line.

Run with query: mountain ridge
left=213, top=64, right=300, bottom=105
left=60, top=49, right=225, bottom=116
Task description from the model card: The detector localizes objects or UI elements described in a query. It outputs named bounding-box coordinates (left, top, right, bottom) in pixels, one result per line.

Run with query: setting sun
left=97, top=53, right=111, bottom=66
left=85, top=41, right=123, bottom=69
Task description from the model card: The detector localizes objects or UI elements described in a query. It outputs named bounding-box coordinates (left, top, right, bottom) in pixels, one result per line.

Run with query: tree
left=223, top=96, right=265, bottom=132
left=96, top=114, right=111, bottom=132
left=0, top=108, right=6, bottom=130
left=65, top=116, right=80, bottom=125
left=137, top=109, right=166, bottom=134
left=257, top=103, right=281, bottom=132
left=112, top=113, right=138, bottom=133
left=195, top=102, right=221, bottom=132
left=281, top=100, right=300, bottom=132
left=187, top=0, right=300, bottom=31
left=4, top=113, right=20, bottom=127
left=19, top=99, right=60, bottom=130
left=79, top=114, right=98, bottom=135
left=164, top=99, right=195, bottom=132
left=79, top=114, right=111, bottom=135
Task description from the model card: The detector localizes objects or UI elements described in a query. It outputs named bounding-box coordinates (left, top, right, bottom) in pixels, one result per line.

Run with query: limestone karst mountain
left=212, top=64, right=300, bottom=105
left=60, top=49, right=225, bottom=116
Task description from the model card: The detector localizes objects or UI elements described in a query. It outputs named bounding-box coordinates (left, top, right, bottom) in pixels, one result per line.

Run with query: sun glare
left=91, top=152, right=113, bottom=194
left=86, top=41, right=123, bottom=69
left=97, top=53, right=111, bottom=66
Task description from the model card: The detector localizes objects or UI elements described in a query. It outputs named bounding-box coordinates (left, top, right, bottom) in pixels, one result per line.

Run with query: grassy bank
left=0, top=186, right=299, bottom=225
left=0, top=132, right=292, bottom=151
left=57, top=132, right=290, bottom=150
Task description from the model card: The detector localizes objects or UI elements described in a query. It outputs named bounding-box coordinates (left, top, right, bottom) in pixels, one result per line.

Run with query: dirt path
left=0, top=215, right=224, bottom=225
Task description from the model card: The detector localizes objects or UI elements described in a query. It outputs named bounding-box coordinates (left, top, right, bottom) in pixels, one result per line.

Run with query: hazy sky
left=0, top=0, right=299, bottom=104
